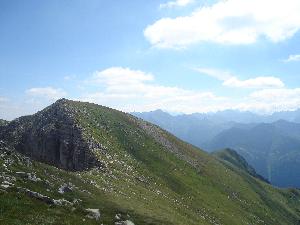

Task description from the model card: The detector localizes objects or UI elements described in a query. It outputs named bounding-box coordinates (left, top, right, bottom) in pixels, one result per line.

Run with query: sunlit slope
left=0, top=99, right=300, bottom=225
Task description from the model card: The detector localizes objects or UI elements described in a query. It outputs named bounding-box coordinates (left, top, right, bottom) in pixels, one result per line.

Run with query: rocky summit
left=1, top=99, right=300, bottom=225
left=0, top=99, right=102, bottom=171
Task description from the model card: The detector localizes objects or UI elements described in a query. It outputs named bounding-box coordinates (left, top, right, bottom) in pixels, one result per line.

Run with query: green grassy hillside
left=212, top=148, right=269, bottom=183
left=1, top=99, right=300, bottom=225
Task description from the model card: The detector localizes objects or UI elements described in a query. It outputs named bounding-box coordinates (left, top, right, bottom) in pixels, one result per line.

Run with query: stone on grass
left=115, top=220, right=135, bottom=225
left=85, top=208, right=101, bottom=220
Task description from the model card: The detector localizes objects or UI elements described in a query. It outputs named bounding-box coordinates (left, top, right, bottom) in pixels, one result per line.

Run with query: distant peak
left=52, top=98, right=76, bottom=109
left=55, top=98, right=69, bottom=104
left=152, top=109, right=165, bottom=113
left=135, top=109, right=170, bottom=115
left=273, top=119, right=289, bottom=124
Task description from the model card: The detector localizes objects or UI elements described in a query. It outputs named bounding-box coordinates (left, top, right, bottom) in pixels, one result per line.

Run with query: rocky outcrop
left=115, top=220, right=135, bottom=225
left=85, top=208, right=101, bottom=220
left=0, top=99, right=102, bottom=171
left=0, top=119, right=8, bottom=126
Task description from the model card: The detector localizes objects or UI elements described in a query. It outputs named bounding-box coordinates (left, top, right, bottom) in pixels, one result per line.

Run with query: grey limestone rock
left=0, top=99, right=102, bottom=171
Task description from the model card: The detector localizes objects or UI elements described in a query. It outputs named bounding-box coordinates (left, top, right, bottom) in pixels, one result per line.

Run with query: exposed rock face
left=0, top=99, right=101, bottom=171
left=0, top=119, right=8, bottom=127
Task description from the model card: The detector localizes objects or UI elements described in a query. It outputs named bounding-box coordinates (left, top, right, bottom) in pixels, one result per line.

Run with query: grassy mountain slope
left=1, top=99, right=300, bottom=225
left=132, top=110, right=233, bottom=148
left=212, top=148, right=269, bottom=183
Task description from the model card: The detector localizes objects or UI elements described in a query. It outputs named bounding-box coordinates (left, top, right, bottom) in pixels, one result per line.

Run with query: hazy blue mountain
left=270, top=109, right=300, bottom=123
left=191, top=109, right=300, bottom=124
left=133, top=110, right=234, bottom=147
left=191, top=110, right=267, bottom=123
left=134, top=108, right=300, bottom=124
left=212, top=148, right=269, bottom=183
left=206, top=120, right=300, bottom=188
left=133, top=109, right=269, bottom=148
left=134, top=109, right=300, bottom=188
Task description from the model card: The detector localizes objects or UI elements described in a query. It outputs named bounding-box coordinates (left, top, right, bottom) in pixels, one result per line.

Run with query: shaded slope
left=206, top=121, right=300, bottom=187
left=212, top=148, right=268, bottom=183
left=1, top=99, right=300, bottom=225
left=133, top=110, right=233, bottom=148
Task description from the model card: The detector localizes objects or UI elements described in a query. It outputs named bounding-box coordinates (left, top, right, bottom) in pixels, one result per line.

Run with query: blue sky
left=1, top=0, right=300, bottom=120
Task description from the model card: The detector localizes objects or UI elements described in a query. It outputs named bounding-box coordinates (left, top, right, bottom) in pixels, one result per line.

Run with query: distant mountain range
left=133, top=109, right=234, bottom=147
left=133, top=108, right=300, bottom=146
left=205, top=120, right=300, bottom=187
left=133, top=109, right=300, bottom=188
left=133, top=108, right=300, bottom=123
left=212, top=148, right=269, bottom=183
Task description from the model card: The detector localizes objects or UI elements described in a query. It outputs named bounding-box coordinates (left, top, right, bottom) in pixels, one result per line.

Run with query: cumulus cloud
left=196, top=67, right=284, bottom=89
left=283, top=54, right=300, bottom=62
left=90, top=67, right=154, bottom=89
left=250, top=88, right=300, bottom=101
left=64, top=75, right=77, bottom=81
left=159, top=0, right=194, bottom=9
left=0, top=96, right=48, bottom=120
left=145, top=0, right=300, bottom=48
left=223, top=77, right=284, bottom=88
left=78, top=67, right=300, bottom=114
left=238, top=88, right=300, bottom=113
left=81, top=67, right=228, bottom=113
left=26, top=87, right=67, bottom=100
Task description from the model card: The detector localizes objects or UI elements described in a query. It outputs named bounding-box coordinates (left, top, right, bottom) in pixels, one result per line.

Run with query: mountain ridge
left=212, top=148, right=269, bottom=183
left=1, top=99, right=300, bottom=224
left=133, top=108, right=300, bottom=124
left=0, top=98, right=102, bottom=171
left=206, top=120, right=300, bottom=187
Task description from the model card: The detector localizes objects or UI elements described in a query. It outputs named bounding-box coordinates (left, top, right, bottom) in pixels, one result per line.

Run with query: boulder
left=85, top=208, right=101, bottom=220
left=115, top=220, right=135, bottom=225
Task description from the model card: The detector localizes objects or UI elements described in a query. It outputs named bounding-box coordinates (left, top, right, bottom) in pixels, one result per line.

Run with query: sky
left=1, top=0, right=300, bottom=120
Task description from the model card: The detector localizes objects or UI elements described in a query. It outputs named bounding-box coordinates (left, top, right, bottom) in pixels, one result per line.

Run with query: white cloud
left=81, top=67, right=228, bottom=113
left=238, top=88, right=300, bottom=113
left=64, top=75, right=76, bottom=81
left=194, top=67, right=233, bottom=81
left=26, top=87, right=67, bottom=100
left=223, top=76, right=284, bottom=88
left=160, top=0, right=194, bottom=9
left=0, top=96, right=47, bottom=120
left=145, top=0, right=300, bottom=48
left=196, top=67, right=284, bottom=89
left=250, top=88, right=300, bottom=101
left=283, top=54, right=300, bottom=62
left=79, top=67, right=297, bottom=114
left=90, top=67, right=154, bottom=88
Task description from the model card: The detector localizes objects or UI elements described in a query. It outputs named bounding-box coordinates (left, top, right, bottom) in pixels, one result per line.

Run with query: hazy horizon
left=3, top=97, right=300, bottom=121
